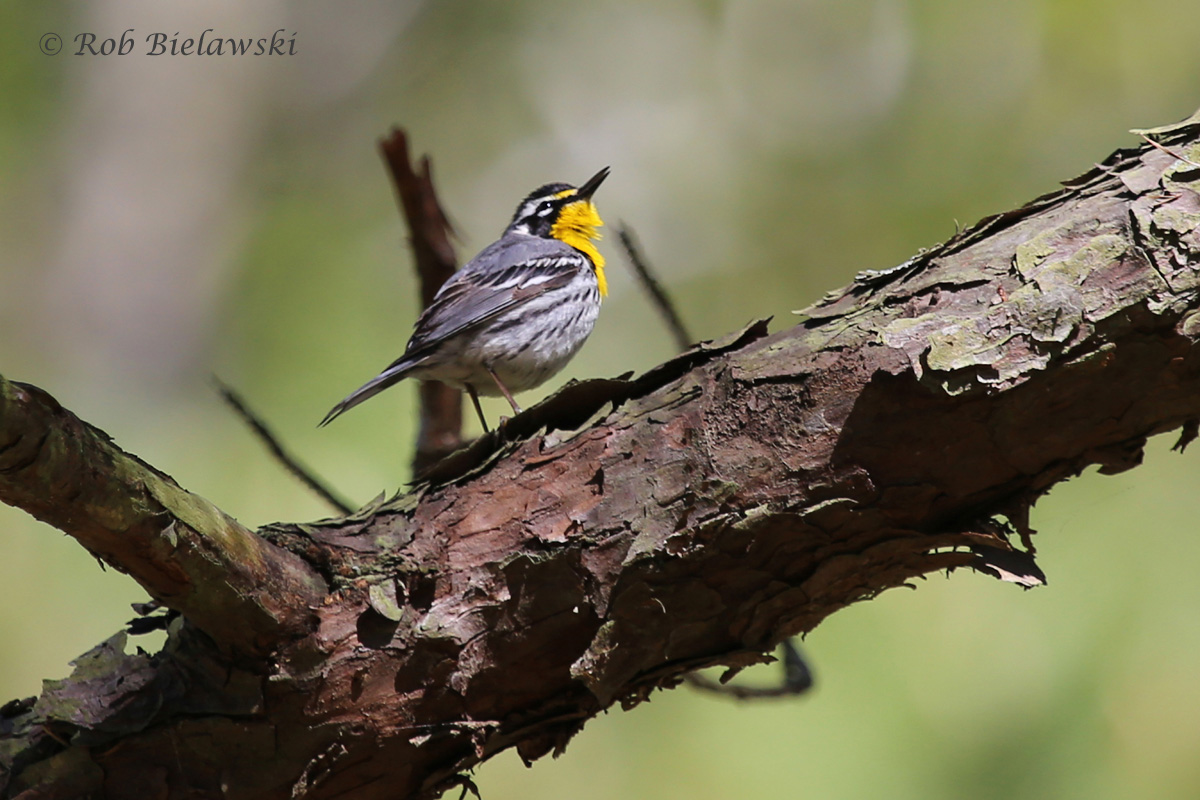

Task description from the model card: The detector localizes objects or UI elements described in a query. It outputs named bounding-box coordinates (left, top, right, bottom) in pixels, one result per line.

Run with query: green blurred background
left=2, top=1, right=1200, bottom=797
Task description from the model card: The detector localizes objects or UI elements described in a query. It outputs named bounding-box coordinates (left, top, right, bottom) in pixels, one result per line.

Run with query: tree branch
left=2, top=110, right=1199, bottom=799
left=0, top=378, right=326, bottom=658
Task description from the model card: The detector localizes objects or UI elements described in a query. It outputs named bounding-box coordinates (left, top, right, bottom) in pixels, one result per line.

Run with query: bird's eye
left=537, top=200, right=555, bottom=215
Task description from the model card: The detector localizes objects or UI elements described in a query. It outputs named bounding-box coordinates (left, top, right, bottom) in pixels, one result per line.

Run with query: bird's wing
left=319, top=239, right=586, bottom=426
left=398, top=242, right=588, bottom=363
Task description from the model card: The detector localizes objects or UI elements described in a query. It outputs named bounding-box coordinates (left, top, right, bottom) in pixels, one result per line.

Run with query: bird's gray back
left=456, top=233, right=583, bottom=279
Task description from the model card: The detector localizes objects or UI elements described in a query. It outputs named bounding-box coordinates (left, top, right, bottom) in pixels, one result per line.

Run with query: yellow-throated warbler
left=320, top=167, right=610, bottom=431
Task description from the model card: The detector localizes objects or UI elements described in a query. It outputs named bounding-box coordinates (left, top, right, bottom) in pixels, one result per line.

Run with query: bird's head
left=506, top=167, right=610, bottom=294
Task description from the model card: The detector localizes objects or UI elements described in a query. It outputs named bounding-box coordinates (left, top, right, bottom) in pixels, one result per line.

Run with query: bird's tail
left=319, top=359, right=416, bottom=427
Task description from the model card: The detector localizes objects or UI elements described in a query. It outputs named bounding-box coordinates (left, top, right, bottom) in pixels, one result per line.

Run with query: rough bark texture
left=0, top=380, right=326, bottom=658
left=1, top=112, right=1199, bottom=799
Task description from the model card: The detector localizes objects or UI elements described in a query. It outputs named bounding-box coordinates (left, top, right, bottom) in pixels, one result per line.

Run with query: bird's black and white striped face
left=507, top=183, right=575, bottom=238
left=505, top=167, right=610, bottom=238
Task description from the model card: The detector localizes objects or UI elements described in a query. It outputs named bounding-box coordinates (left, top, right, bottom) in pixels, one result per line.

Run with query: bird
left=320, top=166, right=611, bottom=432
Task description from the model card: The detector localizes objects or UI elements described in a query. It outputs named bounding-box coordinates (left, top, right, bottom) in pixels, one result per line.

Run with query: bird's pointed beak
left=577, top=166, right=610, bottom=200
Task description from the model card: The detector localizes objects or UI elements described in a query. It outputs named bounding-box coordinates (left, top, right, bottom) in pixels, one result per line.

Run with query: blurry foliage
left=2, top=0, right=1200, bottom=797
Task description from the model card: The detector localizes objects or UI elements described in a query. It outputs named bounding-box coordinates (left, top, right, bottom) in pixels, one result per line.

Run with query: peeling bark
left=2, top=112, right=1199, bottom=799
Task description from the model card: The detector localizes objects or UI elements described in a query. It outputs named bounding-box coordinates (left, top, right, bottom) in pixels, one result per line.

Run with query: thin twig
left=1139, top=133, right=1200, bottom=169
left=445, top=775, right=482, bottom=800
left=378, top=128, right=464, bottom=475
left=617, top=223, right=693, bottom=353
left=213, top=377, right=355, bottom=515
left=684, top=640, right=813, bottom=700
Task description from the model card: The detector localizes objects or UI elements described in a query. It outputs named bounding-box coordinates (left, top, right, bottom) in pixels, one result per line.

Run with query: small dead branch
left=378, top=128, right=464, bottom=475
left=213, top=377, right=355, bottom=515
left=617, top=223, right=694, bottom=352
left=684, top=641, right=814, bottom=700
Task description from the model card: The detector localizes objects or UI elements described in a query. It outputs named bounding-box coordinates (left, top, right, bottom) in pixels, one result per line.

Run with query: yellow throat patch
left=550, top=191, right=607, bottom=297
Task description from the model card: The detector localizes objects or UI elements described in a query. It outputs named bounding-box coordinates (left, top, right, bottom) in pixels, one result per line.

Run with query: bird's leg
left=465, top=384, right=490, bottom=433
left=484, top=366, right=522, bottom=415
